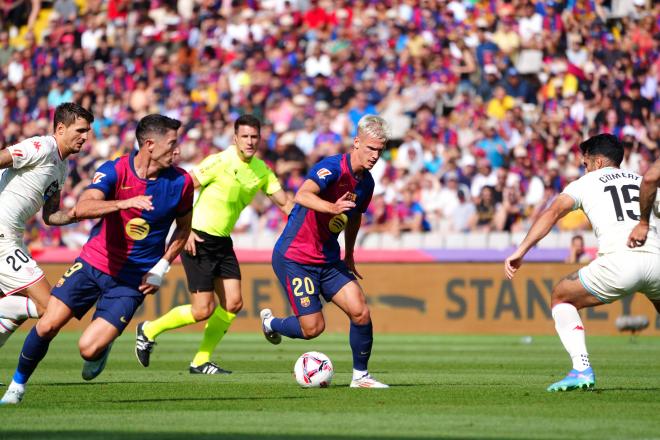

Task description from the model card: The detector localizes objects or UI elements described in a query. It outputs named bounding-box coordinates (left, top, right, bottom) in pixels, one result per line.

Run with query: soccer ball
left=293, top=351, right=334, bottom=388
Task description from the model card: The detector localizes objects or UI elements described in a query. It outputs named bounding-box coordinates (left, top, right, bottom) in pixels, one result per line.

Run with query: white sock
left=0, top=296, right=38, bottom=320
left=263, top=317, right=273, bottom=332
left=7, top=380, right=25, bottom=393
left=352, top=369, right=368, bottom=380
left=552, top=303, right=590, bottom=371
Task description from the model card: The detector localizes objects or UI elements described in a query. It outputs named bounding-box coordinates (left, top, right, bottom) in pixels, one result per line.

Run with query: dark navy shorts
left=52, top=258, right=145, bottom=332
left=272, top=252, right=356, bottom=316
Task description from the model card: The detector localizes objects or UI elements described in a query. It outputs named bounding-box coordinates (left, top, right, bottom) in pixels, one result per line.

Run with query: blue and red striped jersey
left=275, top=154, right=374, bottom=265
left=79, top=152, right=194, bottom=287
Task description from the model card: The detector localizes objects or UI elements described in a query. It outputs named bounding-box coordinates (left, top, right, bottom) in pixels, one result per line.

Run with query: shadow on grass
left=591, top=387, right=660, bottom=393
left=0, top=433, right=552, bottom=440
left=105, top=396, right=307, bottom=403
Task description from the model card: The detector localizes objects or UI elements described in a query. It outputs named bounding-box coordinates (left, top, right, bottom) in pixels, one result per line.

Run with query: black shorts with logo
left=181, top=230, right=241, bottom=292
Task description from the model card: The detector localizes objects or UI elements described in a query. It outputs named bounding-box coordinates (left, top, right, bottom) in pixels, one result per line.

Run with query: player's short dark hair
left=578, top=133, right=623, bottom=166
left=234, top=114, right=261, bottom=134
left=136, top=114, right=182, bottom=147
left=53, top=102, right=94, bottom=131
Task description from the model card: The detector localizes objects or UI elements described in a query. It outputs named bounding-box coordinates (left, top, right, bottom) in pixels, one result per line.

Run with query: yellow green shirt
left=192, top=146, right=282, bottom=237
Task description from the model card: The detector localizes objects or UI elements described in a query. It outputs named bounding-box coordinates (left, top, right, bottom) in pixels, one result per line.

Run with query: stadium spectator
left=0, top=0, right=654, bottom=249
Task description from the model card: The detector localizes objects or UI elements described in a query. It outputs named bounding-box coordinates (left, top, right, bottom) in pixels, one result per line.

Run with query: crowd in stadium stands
left=0, top=0, right=657, bottom=251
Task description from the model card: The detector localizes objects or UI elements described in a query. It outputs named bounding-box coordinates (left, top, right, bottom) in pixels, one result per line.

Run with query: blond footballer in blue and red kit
left=261, top=115, right=390, bottom=388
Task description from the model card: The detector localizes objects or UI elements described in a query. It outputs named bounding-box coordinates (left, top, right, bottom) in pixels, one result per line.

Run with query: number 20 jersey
left=562, top=167, right=659, bottom=254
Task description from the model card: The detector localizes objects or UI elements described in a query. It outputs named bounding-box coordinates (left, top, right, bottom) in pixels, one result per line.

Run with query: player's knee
left=191, top=303, right=214, bottom=321
left=35, top=319, right=62, bottom=339
left=78, top=340, right=103, bottom=361
left=224, top=298, right=243, bottom=314
left=350, top=307, right=371, bottom=326
left=301, top=322, right=325, bottom=339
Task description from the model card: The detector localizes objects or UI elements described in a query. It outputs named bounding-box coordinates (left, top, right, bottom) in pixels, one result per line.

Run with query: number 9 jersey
left=562, top=167, right=659, bottom=254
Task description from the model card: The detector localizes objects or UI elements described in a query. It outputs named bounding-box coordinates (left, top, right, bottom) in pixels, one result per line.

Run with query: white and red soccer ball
left=294, top=351, right=334, bottom=388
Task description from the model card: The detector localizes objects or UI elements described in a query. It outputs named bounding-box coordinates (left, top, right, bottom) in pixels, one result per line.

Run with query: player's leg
left=83, top=292, right=143, bottom=381
left=331, top=278, right=388, bottom=389
left=262, top=256, right=324, bottom=341
left=190, top=278, right=241, bottom=374
left=546, top=253, right=639, bottom=392
left=0, top=243, right=48, bottom=347
left=136, top=250, right=214, bottom=367
left=1, top=296, right=74, bottom=404
left=79, top=317, right=120, bottom=381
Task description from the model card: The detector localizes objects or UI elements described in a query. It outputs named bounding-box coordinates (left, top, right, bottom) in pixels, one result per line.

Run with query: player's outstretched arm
left=504, top=194, right=574, bottom=279
left=140, top=211, right=192, bottom=294
left=628, top=160, right=660, bottom=248
left=294, top=180, right=356, bottom=214
left=72, top=189, right=154, bottom=220
left=42, top=191, right=77, bottom=226
left=269, top=189, right=294, bottom=215
left=344, top=213, right=362, bottom=279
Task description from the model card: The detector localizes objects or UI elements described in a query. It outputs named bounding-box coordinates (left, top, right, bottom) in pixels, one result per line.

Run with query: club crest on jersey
left=125, top=218, right=150, bottom=240
left=300, top=297, right=311, bottom=308
left=32, top=141, right=41, bottom=151
left=316, top=168, right=332, bottom=179
left=92, top=172, right=106, bottom=184
left=328, top=213, right=348, bottom=234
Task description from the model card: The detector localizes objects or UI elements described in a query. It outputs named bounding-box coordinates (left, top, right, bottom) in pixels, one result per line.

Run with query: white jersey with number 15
left=562, top=167, right=659, bottom=255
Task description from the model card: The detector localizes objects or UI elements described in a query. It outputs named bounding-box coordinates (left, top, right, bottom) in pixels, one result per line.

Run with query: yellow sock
left=143, top=304, right=197, bottom=340
left=191, top=305, right=236, bottom=366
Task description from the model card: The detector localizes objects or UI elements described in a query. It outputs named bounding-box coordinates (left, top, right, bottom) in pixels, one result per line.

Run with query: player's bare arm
left=294, top=180, right=356, bottom=214
left=72, top=188, right=154, bottom=220
left=0, top=149, right=13, bottom=169
left=269, top=189, right=293, bottom=215
left=42, top=191, right=76, bottom=226
left=505, top=194, right=575, bottom=279
left=627, top=160, right=660, bottom=248
left=344, top=213, right=362, bottom=279
left=140, top=211, right=192, bottom=295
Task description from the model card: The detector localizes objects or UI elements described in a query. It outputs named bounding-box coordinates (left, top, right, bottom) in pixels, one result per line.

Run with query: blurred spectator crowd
left=0, top=0, right=657, bottom=251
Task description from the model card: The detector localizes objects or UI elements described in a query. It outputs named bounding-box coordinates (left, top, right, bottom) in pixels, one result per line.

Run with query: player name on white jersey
left=563, top=167, right=659, bottom=255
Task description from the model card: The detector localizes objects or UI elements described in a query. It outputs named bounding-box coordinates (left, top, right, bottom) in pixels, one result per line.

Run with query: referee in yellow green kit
left=135, top=114, right=292, bottom=374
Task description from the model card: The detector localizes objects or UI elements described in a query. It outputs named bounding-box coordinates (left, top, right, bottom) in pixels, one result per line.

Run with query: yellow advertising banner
left=43, top=262, right=659, bottom=335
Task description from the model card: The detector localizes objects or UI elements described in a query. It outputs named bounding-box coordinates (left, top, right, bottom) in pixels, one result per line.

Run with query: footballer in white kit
left=0, top=103, right=93, bottom=347
left=505, top=134, right=660, bottom=392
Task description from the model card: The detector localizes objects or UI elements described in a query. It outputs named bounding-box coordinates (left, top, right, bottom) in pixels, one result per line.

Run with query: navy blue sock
left=350, top=321, right=373, bottom=371
left=270, top=316, right=304, bottom=339
left=13, top=326, right=52, bottom=385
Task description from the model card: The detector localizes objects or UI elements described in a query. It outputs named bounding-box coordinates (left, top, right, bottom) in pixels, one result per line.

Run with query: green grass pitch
left=0, top=331, right=658, bottom=439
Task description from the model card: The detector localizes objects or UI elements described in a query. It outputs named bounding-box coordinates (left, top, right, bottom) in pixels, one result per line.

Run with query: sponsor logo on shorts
left=125, top=218, right=150, bottom=240
left=316, top=168, right=332, bottom=179
left=300, top=297, right=311, bottom=308
left=12, top=149, right=23, bottom=157
left=120, top=316, right=127, bottom=324
left=328, top=213, right=348, bottom=234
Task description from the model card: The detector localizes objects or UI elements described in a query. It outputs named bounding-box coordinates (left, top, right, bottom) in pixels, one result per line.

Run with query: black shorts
left=181, top=230, right=241, bottom=292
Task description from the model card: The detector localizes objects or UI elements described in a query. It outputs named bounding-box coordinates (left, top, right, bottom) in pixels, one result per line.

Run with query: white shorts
left=0, top=234, right=44, bottom=296
left=579, top=251, right=660, bottom=303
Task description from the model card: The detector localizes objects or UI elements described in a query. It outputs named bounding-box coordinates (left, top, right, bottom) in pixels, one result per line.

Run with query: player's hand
left=117, top=195, right=153, bottom=211
left=139, top=275, right=160, bottom=295
left=627, top=222, right=649, bottom=248
left=504, top=251, right=524, bottom=280
left=345, top=255, right=362, bottom=279
left=331, top=192, right=356, bottom=215
left=185, top=231, right=204, bottom=256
